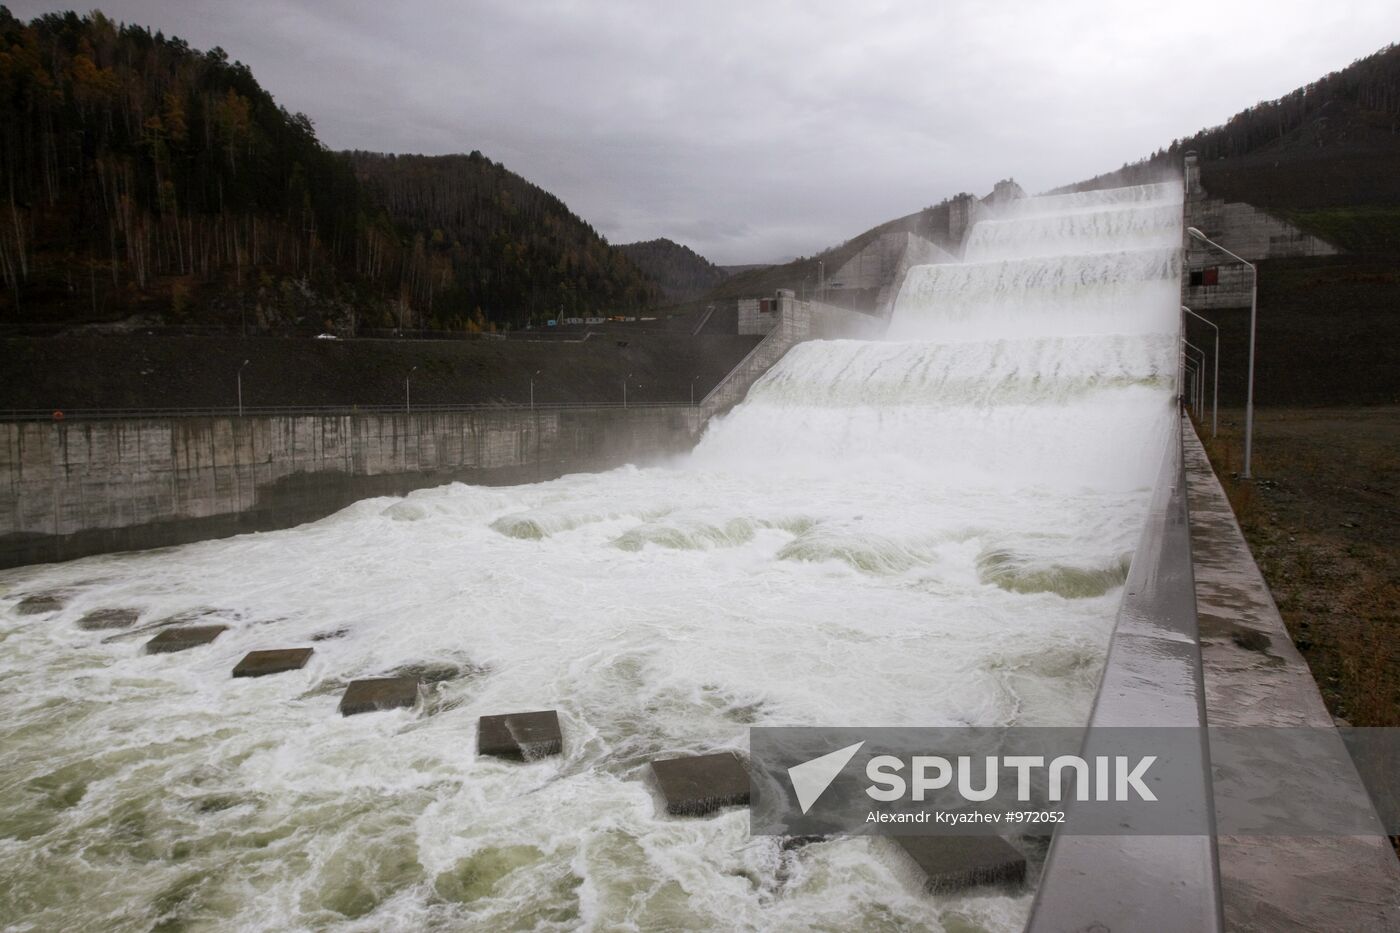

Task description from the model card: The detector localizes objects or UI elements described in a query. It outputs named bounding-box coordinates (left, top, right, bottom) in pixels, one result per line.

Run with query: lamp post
left=623, top=372, right=631, bottom=409
left=1188, top=227, right=1257, bottom=478
left=1184, top=340, right=1208, bottom=421
left=690, top=376, right=698, bottom=407
left=406, top=366, right=417, bottom=414
left=237, top=359, right=250, bottom=416
left=530, top=369, right=540, bottom=410
left=1181, top=305, right=1219, bottom=438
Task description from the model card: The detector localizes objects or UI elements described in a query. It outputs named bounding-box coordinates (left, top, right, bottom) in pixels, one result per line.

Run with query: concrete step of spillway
left=231, top=647, right=314, bottom=678
left=338, top=676, right=420, bottom=716
left=15, top=593, right=65, bottom=614
left=144, top=625, right=227, bottom=654
left=77, top=608, right=140, bottom=630
left=650, top=751, right=750, bottom=817
left=477, top=710, right=562, bottom=761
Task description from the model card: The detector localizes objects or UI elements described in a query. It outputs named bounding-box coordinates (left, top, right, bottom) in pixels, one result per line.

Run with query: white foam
left=0, top=182, right=1183, bottom=930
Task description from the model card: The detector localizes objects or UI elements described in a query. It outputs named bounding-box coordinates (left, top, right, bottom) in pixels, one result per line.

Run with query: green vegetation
left=1278, top=207, right=1400, bottom=256
left=0, top=8, right=659, bottom=332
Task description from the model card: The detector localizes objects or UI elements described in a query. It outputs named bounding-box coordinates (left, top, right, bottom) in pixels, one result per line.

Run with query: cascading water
left=0, top=182, right=1182, bottom=931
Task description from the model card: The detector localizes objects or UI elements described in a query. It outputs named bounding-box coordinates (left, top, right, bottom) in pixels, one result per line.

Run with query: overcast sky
left=13, top=1, right=1400, bottom=263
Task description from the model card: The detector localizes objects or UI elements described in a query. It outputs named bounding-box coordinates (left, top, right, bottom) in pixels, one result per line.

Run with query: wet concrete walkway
left=1185, top=422, right=1400, bottom=931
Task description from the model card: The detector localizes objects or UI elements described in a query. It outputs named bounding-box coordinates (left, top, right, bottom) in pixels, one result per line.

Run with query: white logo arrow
left=788, top=741, right=865, bottom=814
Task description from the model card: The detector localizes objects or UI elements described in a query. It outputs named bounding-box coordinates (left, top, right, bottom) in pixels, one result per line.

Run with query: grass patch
left=1279, top=206, right=1400, bottom=256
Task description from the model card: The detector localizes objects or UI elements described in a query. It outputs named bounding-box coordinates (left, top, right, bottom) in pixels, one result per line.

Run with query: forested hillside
left=350, top=152, right=658, bottom=328
left=0, top=8, right=659, bottom=333
left=616, top=238, right=726, bottom=302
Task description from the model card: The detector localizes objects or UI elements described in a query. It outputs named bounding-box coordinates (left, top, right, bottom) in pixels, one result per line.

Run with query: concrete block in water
left=77, top=608, right=140, bottom=630
left=650, top=751, right=750, bottom=816
left=145, top=625, right=228, bottom=654
left=15, top=594, right=64, bottom=615
left=232, top=647, right=313, bottom=678
left=338, top=677, right=420, bottom=716
left=894, top=836, right=1026, bottom=893
left=477, top=710, right=562, bottom=760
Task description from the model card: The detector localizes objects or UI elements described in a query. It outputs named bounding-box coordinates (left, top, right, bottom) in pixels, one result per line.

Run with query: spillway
left=0, top=182, right=1183, bottom=930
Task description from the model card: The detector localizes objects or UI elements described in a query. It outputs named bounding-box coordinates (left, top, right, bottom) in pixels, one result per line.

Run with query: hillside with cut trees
left=0, top=8, right=659, bottom=334
left=1055, top=43, right=1400, bottom=254
left=710, top=41, right=1400, bottom=321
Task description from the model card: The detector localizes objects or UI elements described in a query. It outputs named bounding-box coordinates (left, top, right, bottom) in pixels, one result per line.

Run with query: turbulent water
left=0, top=182, right=1182, bottom=932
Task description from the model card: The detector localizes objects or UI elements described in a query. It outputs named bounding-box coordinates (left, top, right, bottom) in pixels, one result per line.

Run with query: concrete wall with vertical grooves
left=0, top=406, right=704, bottom=568
left=1, top=300, right=882, bottom=569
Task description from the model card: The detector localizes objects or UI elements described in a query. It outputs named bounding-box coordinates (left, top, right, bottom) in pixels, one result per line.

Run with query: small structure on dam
left=338, top=676, right=421, bottom=716
left=650, top=751, right=751, bottom=817
left=144, top=625, right=227, bottom=654
left=477, top=710, right=563, bottom=760
left=231, top=647, right=314, bottom=678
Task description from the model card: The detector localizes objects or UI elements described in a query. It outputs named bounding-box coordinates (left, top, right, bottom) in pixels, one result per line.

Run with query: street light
left=530, top=369, right=540, bottom=410
left=1188, top=227, right=1257, bottom=478
left=406, top=366, right=417, bottom=414
left=1182, top=305, right=1219, bottom=438
left=690, top=375, right=699, bottom=407
left=623, top=372, right=631, bottom=409
left=237, top=359, right=250, bottom=416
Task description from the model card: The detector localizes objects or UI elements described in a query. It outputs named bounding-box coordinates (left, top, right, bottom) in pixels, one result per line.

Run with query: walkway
left=1184, top=422, right=1400, bottom=931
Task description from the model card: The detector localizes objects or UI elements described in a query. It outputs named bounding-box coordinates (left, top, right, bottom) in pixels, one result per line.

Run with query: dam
left=0, top=181, right=1370, bottom=929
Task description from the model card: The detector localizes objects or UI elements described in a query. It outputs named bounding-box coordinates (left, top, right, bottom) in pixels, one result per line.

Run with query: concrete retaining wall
left=1182, top=151, right=1337, bottom=310
left=2, top=292, right=882, bottom=568
left=1028, top=417, right=1223, bottom=932
left=0, top=406, right=703, bottom=568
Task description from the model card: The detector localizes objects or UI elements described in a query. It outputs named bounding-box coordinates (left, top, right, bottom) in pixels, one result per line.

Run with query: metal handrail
left=1182, top=305, right=1219, bottom=437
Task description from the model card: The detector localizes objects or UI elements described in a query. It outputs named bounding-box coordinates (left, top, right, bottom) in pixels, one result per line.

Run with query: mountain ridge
left=0, top=8, right=660, bottom=334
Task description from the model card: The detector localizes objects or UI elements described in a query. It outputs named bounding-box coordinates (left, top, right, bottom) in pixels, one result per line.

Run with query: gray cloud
left=14, top=0, right=1399, bottom=263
